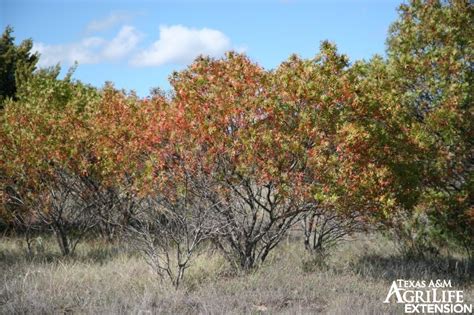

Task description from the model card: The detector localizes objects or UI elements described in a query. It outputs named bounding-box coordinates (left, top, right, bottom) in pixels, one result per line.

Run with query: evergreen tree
left=0, top=26, right=39, bottom=107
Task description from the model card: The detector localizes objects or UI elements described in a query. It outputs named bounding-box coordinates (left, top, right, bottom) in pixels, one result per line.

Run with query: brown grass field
left=0, top=233, right=472, bottom=314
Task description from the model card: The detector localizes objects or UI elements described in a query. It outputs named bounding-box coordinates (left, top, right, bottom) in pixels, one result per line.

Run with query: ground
left=0, top=233, right=472, bottom=314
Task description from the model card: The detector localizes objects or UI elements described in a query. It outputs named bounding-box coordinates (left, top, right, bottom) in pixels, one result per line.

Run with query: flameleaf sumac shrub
left=86, top=86, right=171, bottom=242
left=89, top=86, right=219, bottom=286
left=128, top=167, right=227, bottom=289
left=0, top=66, right=102, bottom=255
left=272, top=43, right=376, bottom=255
left=162, top=46, right=404, bottom=269
left=165, top=53, right=313, bottom=270
left=277, top=42, right=432, bottom=257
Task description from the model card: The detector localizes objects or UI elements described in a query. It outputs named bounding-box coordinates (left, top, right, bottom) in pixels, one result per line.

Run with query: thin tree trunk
left=53, top=225, right=70, bottom=256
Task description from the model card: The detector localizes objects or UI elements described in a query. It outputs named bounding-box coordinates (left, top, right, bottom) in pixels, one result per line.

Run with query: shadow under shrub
left=351, top=253, right=474, bottom=286
left=301, top=251, right=330, bottom=273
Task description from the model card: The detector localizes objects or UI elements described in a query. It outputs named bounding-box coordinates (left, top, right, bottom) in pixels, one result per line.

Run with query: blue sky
left=2, top=0, right=402, bottom=96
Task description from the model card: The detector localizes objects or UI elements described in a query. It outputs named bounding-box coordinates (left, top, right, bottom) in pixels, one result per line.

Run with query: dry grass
left=0, top=233, right=472, bottom=314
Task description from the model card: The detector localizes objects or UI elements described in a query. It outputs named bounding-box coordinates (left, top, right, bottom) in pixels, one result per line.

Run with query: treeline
left=0, top=0, right=472, bottom=287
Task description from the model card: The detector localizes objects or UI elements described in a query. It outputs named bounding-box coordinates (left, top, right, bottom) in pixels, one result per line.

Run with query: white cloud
left=85, top=11, right=134, bottom=33
left=131, top=25, right=233, bottom=67
left=34, top=23, right=241, bottom=69
left=34, top=26, right=141, bottom=67
left=102, top=26, right=142, bottom=60
left=33, top=38, right=103, bottom=66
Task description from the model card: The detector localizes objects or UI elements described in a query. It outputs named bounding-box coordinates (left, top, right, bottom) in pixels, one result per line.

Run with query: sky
left=1, top=0, right=402, bottom=96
